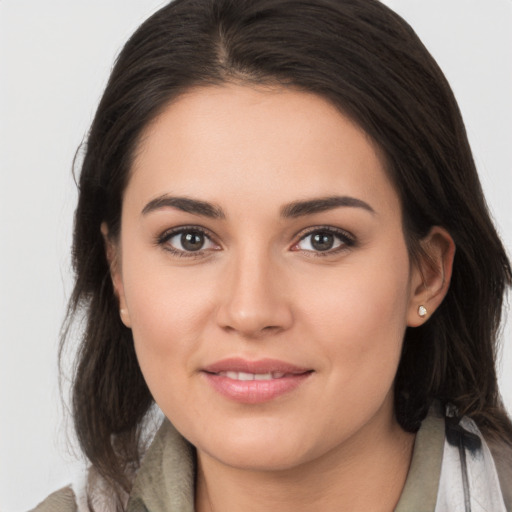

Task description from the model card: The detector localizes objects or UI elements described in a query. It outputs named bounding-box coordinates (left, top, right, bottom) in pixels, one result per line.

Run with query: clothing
left=31, top=406, right=512, bottom=512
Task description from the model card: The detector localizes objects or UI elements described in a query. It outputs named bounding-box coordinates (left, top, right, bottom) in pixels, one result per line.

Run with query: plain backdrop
left=1, top=1, right=511, bottom=510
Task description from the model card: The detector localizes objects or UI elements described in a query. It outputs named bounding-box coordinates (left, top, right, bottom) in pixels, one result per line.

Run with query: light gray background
left=1, top=1, right=511, bottom=510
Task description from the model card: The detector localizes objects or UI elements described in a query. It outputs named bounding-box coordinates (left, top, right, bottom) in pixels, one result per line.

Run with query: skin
left=105, top=83, right=454, bottom=511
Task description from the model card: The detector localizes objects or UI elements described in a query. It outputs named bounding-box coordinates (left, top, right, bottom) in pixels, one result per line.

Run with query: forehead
left=128, top=83, right=399, bottom=218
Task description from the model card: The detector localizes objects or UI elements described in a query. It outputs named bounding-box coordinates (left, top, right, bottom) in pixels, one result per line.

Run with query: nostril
left=262, top=325, right=281, bottom=332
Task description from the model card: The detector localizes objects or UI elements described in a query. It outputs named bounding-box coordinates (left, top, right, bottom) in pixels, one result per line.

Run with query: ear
left=101, top=222, right=132, bottom=328
left=407, top=226, right=455, bottom=327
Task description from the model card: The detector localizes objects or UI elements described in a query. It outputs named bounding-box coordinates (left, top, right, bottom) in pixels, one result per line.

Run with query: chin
left=206, top=442, right=310, bottom=472
left=190, top=420, right=323, bottom=472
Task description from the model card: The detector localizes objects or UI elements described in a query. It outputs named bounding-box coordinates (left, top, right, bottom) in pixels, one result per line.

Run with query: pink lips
left=201, top=358, right=313, bottom=404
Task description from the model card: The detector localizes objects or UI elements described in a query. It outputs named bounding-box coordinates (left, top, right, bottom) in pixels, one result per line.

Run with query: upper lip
left=202, top=358, right=312, bottom=375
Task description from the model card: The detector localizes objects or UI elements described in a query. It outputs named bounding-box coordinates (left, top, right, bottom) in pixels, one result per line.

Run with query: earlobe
left=407, top=226, right=455, bottom=327
left=101, top=222, right=132, bottom=328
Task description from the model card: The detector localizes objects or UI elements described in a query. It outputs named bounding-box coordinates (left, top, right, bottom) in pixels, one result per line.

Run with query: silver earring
left=418, top=305, right=427, bottom=318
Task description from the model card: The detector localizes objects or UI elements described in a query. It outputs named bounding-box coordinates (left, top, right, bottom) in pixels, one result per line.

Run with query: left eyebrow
left=280, top=196, right=376, bottom=218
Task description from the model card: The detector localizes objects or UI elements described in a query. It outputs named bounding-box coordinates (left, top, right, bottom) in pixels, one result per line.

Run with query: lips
left=201, top=358, right=313, bottom=404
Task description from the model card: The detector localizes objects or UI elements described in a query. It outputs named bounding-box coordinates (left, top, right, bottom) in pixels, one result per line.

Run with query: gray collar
left=395, top=404, right=445, bottom=511
left=127, top=420, right=196, bottom=512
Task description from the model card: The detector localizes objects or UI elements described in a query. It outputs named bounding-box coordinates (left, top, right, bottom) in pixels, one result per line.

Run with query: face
left=110, top=84, right=426, bottom=472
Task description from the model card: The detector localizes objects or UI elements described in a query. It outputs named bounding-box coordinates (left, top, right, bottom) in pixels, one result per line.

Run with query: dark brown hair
left=63, top=0, right=512, bottom=498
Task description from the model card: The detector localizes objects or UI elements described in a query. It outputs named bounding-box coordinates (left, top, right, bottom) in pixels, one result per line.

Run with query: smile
left=201, top=358, right=313, bottom=404
left=216, top=371, right=287, bottom=380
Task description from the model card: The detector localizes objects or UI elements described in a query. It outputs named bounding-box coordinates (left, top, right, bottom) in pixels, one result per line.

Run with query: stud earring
left=418, top=305, right=427, bottom=318
left=120, top=308, right=127, bottom=318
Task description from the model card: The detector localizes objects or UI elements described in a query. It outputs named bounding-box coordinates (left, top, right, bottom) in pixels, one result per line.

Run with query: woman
left=32, top=0, right=512, bottom=510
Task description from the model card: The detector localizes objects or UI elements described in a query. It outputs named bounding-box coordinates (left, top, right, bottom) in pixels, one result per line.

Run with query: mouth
left=201, top=358, right=313, bottom=404
left=214, top=371, right=294, bottom=381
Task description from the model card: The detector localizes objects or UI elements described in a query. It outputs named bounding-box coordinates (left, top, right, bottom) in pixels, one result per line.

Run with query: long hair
left=62, top=0, right=512, bottom=497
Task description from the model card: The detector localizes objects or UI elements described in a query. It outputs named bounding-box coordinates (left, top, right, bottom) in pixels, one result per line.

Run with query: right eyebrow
left=280, top=195, right=375, bottom=218
left=141, top=195, right=226, bottom=219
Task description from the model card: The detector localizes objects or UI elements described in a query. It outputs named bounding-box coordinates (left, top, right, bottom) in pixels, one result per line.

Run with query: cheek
left=125, top=273, right=214, bottom=422
left=120, top=251, right=218, bottom=386
left=297, top=242, right=412, bottom=390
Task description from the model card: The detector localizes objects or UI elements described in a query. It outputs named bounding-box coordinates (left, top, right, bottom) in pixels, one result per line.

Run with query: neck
left=195, top=411, right=415, bottom=512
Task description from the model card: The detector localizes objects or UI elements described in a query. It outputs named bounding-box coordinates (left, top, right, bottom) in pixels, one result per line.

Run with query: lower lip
left=202, top=372, right=312, bottom=404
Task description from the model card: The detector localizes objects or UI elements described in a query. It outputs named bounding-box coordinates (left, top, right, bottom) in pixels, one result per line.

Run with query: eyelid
left=291, top=225, right=356, bottom=256
left=155, top=224, right=355, bottom=259
left=156, top=225, right=221, bottom=257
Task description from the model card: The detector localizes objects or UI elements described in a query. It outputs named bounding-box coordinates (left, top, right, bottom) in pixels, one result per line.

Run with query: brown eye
left=311, top=232, right=335, bottom=251
left=181, top=231, right=205, bottom=251
left=159, top=227, right=219, bottom=256
left=294, top=227, right=355, bottom=255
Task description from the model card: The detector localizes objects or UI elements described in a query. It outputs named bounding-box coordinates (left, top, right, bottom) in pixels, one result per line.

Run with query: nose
left=215, top=249, right=294, bottom=339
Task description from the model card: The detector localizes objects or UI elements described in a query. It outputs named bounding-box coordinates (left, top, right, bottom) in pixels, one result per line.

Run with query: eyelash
left=156, top=226, right=218, bottom=259
left=156, top=225, right=356, bottom=259
left=293, top=226, right=356, bottom=258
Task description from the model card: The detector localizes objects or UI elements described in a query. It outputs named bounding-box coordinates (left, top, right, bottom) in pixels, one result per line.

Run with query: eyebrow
left=142, top=195, right=226, bottom=219
left=280, top=196, right=375, bottom=218
left=141, top=194, right=375, bottom=219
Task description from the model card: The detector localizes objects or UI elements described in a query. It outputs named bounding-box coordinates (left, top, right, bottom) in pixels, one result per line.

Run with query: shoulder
left=29, top=486, right=77, bottom=512
left=28, top=415, right=162, bottom=512
left=487, top=436, right=512, bottom=510
left=28, top=468, right=127, bottom=512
